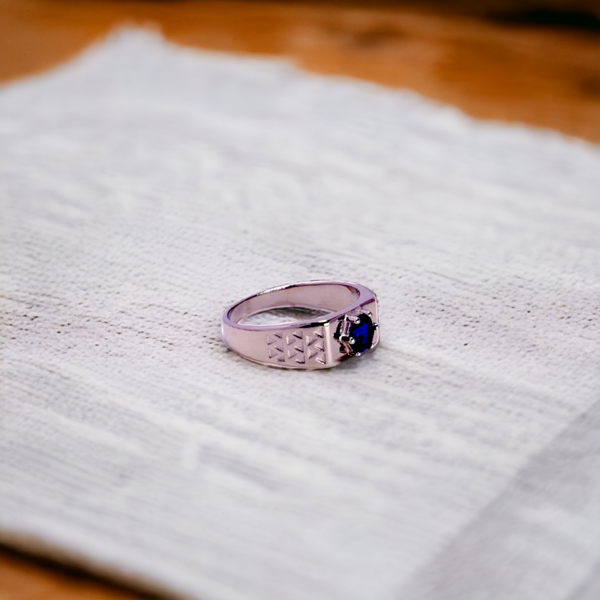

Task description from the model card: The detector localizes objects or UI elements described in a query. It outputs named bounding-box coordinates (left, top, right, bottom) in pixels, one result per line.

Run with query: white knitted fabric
left=1, top=29, right=599, bottom=600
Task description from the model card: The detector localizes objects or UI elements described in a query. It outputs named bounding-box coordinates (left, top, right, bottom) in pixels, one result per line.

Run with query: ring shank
left=228, top=282, right=360, bottom=322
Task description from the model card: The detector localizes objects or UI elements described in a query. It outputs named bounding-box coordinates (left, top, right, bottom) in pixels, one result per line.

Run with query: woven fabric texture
left=1, top=29, right=599, bottom=600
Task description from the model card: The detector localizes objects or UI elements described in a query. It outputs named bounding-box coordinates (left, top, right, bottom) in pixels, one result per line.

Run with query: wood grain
left=0, top=0, right=599, bottom=141
left=0, top=546, right=159, bottom=600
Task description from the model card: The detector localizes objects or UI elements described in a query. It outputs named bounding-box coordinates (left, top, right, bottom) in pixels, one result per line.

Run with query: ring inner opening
left=229, top=283, right=359, bottom=323
left=241, top=307, right=329, bottom=326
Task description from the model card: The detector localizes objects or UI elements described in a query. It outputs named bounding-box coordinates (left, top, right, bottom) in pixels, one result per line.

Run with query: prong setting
left=334, top=312, right=378, bottom=357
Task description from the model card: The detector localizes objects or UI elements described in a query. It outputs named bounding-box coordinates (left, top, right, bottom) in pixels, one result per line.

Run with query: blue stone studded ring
left=222, top=281, right=379, bottom=369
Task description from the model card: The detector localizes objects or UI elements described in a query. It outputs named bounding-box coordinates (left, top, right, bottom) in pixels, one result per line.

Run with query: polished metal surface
left=222, top=281, right=379, bottom=369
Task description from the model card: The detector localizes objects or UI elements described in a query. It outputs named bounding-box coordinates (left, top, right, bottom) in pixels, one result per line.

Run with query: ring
left=221, top=281, right=379, bottom=369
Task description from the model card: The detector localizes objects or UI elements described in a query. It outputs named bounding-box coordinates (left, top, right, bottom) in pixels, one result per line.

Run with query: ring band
left=221, top=281, right=379, bottom=369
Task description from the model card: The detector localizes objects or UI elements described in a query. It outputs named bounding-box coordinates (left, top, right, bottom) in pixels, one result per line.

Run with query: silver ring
left=221, top=280, right=379, bottom=369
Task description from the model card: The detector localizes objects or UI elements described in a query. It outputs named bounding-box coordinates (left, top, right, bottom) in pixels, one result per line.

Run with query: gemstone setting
left=335, top=312, right=377, bottom=356
left=348, top=314, right=376, bottom=354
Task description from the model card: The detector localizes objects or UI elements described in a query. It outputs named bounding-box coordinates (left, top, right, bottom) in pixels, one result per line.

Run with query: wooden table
left=0, top=1, right=598, bottom=598
left=1, top=0, right=599, bottom=141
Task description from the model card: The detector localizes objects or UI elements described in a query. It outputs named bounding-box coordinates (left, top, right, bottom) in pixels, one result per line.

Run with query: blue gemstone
left=348, top=314, right=375, bottom=354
